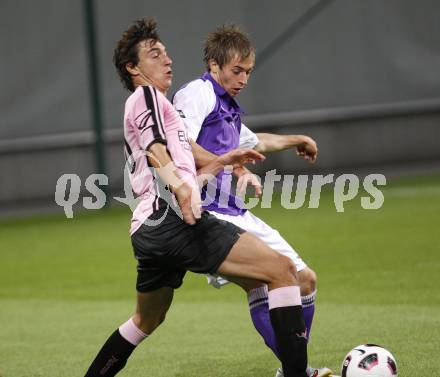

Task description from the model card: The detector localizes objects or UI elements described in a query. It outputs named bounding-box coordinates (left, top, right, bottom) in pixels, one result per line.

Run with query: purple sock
left=248, top=286, right=281, bottom=359
left=248, top=287, right=317, bottom=359
left=301, top=290, right=317, bottom=342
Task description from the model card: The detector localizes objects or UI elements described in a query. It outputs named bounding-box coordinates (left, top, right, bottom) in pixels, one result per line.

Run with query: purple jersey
left=173, top=72, right=259, bottom=216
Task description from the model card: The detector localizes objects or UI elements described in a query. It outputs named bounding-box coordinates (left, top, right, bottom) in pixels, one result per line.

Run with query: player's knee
left=299, top=268, right=317, bottom=295
left=268, top=255, right=298, bottom=286
left=309, top=268, right=317, bottom=289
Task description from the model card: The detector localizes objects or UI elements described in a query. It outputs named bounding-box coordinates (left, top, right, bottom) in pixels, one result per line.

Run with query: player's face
left=129, top=39, right=173, bottom=93
left=210, top=53, right=254, bottom=97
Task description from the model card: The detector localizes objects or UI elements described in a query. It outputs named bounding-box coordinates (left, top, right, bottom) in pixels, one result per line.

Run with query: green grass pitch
left=1, top=176, right=439, bottom=376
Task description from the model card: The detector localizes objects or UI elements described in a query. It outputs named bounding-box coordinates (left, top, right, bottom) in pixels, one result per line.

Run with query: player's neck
left=134, top=82, right=167, bottom=95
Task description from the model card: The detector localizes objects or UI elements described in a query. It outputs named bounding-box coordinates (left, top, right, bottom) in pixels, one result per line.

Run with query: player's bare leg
left=217, top=232, right=308, bottom=377
left=297, top=267, right=317, bottom=343
left=133, top=288, right=174, bottom=333
left=225, top=266, right=317, bottom=367
left=229, top=267, right=316, bottom=295
left=84, top=287, right=174, bottom=376
left=298, top=267, right=316, bottom=296
left=271, top=267, right=330, bottom=377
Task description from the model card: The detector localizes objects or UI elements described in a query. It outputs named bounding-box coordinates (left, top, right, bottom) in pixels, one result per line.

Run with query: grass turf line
left=0, top=176, right=439, bottom=376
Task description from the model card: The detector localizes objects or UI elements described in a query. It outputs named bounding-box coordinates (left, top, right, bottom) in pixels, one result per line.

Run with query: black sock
left=84, top=329, right=136, bottom=377
left=270, top=305, right=308, bottom=377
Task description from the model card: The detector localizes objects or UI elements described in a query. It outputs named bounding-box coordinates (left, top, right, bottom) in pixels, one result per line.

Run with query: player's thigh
left=214, top=211, right=307, bottom=272
left=217, top=232, right=297, bottom=285
left=222, top=274, right=265, bottom=291
left=243, top=212, right=308, bottom=269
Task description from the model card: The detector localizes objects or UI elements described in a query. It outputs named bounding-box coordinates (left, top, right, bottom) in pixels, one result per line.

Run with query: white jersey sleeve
left=239, top=123, right=259, bottom=149
left=173, top=79, right=216, bottom=141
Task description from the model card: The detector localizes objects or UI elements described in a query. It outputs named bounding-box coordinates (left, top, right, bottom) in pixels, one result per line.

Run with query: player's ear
left=126, top=62, right=139, bottom=76
left=208, top=59, right=219, bottom=74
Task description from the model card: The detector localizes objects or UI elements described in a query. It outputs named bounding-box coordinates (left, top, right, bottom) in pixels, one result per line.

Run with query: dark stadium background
left=1, top=0, right=439, bottom=217
left=0, top=2, right=439, bottom=376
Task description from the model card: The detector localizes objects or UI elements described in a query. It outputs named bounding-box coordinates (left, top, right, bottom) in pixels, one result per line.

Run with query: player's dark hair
left=203, top=24, right=255, bottom=71
left=113, top=18, right=160, bottom=92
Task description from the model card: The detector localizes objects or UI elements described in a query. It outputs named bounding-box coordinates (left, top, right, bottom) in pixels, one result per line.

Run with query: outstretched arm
left=195, top=147, right=265, bottom=178
left=254, top=133, right=318, bottom=163
left=190, top=140, right=263, bottom=196
left=190, top=139, right=218, bottom=169
left=147, top=142, right=201, bottom=225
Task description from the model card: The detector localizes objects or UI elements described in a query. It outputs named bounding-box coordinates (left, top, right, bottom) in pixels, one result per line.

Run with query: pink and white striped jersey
left=123, top=85, right=197, bottom=234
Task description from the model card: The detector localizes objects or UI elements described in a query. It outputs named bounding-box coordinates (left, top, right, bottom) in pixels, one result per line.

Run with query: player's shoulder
left=173, top=78, right=216, bottom=105
left=176, top=77, right=214, bottom=94
left=125, top=85, right=145, bottom=111
left=125, top=85, right=169, bottom=113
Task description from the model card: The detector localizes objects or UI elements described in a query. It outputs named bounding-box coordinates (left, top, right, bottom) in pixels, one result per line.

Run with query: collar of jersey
left=201, top=71, right=244, bottom=114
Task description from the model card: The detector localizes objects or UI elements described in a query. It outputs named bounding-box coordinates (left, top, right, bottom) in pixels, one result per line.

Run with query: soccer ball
left=341, top=344, right=398, bottom=377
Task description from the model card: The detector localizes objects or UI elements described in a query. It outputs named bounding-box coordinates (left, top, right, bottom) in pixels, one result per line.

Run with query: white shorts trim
left=206, top=210, right=307, bottom=288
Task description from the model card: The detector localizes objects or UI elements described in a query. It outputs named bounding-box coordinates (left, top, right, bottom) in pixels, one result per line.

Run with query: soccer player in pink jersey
left=84, top=19, right=310, bottom=377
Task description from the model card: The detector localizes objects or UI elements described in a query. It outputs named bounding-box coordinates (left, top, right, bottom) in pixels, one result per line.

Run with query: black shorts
left=131, top=199, right=244, bottom=292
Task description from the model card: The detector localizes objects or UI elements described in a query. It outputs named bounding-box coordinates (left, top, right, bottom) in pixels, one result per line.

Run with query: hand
left=218, top=148, right=265, bottom=166
left=174, top=182, right=202, bottom=225
left=296, top=136, right=318, bottom=163
left=234, top=166, right=262, bottom=197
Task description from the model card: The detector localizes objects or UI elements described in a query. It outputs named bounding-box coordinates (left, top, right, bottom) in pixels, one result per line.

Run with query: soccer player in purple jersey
left=84, top=19, right=310, bottom=377
left=173, top=25, right=332, bottom=377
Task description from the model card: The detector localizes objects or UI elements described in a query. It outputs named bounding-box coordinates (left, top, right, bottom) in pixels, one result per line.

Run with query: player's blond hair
left=204, top=24, right=255, bottom=70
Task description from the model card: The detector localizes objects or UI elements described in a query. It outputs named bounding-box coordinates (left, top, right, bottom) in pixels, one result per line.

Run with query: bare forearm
left=255, top=133, right=305, bottom=153
left=188, top=138, right=266, bottom=188
left=147, top=143, right=185, bottom=191
left=196, top=158, right=227, bottom=177
left=190, top=139, right=218, bottom=167
left=148, top=142, right=202, bottom=224
left=149, top=141, right=231, bottom=188
left=189, top=139, right=228, bottom=177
